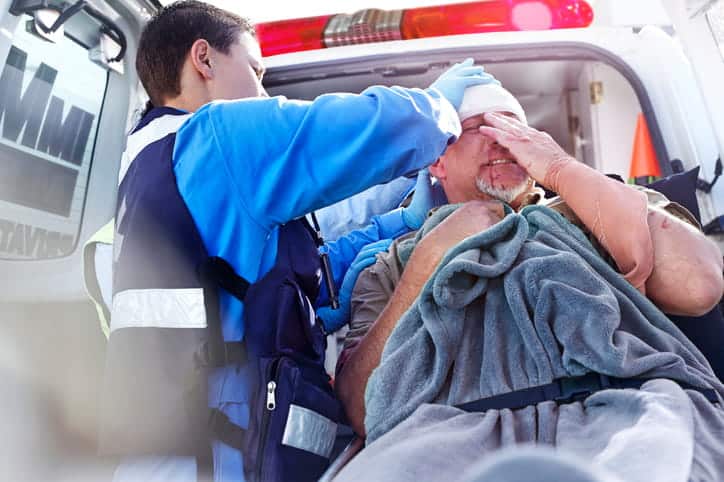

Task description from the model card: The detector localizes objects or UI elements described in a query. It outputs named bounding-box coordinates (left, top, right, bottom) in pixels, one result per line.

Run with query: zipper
left=266, top=381, right=277, bottom=410
left=256, top=358, right=280, bottom=482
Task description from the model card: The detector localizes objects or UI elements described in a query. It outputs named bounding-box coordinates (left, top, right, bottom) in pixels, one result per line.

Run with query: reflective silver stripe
left=298, top=289, right=317, bottom=327
left=118, top=113, right=192, bottom=185
left=110, top=288, right=206, bottom=333
left=282, top=404, right=338, bottom=458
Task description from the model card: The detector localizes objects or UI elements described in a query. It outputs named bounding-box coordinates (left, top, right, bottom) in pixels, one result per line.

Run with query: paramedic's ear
left=189, top=39, right=214, bottom=80
left=429, top=158, right=446, bottom=181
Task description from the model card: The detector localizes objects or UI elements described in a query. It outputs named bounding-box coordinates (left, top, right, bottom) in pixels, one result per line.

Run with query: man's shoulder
left=341, top=230, right=415, bottom=374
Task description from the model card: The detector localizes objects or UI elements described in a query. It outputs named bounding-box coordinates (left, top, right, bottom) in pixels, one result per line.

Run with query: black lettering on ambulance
left=0, top=46, right=95, bottom=166
left=0, top=218, right=73, bottom=258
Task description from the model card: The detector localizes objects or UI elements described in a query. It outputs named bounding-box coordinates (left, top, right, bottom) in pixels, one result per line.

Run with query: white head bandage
left=457, top=83, right=527, bottom=125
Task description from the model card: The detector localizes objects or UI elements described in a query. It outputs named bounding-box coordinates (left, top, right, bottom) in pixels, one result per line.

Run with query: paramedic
left=335, top=83, right=724, bottom=435
left=102, top=1, right=496, bottom=480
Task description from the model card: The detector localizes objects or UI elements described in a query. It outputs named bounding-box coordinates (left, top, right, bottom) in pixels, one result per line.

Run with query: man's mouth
left=485, top=159, right=517, bottom=166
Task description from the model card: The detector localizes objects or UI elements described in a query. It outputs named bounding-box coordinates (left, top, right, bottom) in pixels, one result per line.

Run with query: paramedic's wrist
left=401, top=168, right=433, bottom=230
left=375, top=208, right=409, bottom=239
left=401, top=206, right=426, bottom=230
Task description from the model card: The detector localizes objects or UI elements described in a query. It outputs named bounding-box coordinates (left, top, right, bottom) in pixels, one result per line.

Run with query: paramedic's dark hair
left=136, top=0, right=254, bottom=106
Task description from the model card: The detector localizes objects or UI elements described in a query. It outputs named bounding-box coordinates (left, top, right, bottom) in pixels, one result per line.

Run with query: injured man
left=332, top=84, right=724, bottom=482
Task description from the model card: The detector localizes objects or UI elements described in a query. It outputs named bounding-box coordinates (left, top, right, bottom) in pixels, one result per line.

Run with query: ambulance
left=0, top=0, right=721, bottom=480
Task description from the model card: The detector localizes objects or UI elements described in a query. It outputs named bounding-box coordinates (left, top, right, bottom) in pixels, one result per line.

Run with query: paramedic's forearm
left=191, top=88, right=460, bottom=228
left=336, top=246, right=441, bottom=436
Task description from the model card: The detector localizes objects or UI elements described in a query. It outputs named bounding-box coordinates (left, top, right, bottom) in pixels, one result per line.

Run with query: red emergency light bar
left=256, top=0, right=594, bottom=57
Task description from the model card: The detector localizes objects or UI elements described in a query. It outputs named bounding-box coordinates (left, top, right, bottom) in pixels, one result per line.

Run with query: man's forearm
left=336, top=246, right=441, bottom=436
left=476, top=112, right=721, bottom=314
left=546, top=159, right=653, bottom=289
left=547, top=160, right=723, bottom=314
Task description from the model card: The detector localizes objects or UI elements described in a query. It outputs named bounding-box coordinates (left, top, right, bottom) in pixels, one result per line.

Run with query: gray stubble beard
left=475, top=176, right=533, bottom=204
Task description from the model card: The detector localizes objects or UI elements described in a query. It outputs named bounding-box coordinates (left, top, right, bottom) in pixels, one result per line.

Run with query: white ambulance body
left=0, top=0, right=720, bottom=479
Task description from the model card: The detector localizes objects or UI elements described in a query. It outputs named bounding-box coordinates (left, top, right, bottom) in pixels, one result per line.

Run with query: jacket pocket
left=246, top=356, right=342, bottom=482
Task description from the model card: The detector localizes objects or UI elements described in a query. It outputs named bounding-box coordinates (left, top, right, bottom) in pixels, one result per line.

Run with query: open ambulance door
left=662, top=0, right=724, bottom=240
left=0, top=0, right=148, bottom=479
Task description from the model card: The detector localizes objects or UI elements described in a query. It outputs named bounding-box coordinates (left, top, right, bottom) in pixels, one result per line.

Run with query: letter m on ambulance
left=0, top=32, right=105, bottom=260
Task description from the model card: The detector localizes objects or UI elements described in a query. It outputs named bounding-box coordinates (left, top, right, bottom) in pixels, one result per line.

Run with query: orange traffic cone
left=628, top=113, right=661, bottom=185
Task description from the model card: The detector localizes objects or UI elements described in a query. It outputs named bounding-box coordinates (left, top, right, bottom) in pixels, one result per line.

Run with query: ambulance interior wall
left=575, top=61, right=642, bottom=180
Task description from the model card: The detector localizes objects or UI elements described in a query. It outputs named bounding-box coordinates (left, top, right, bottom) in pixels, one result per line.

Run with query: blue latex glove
left=317, top=238, right=393, bottom=333
left=428, top=58, right=500, bottom=110
left=401, top=168, right=433, bottom=230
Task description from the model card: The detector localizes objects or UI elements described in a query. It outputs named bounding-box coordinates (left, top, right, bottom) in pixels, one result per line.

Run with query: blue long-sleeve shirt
left=173, top=86, right=459, bottom=341
left=171, top=86, right=459, bottom=480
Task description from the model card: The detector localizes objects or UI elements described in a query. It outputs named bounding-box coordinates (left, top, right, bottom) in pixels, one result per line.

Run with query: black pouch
left=243, top=272, right=343, bottom=482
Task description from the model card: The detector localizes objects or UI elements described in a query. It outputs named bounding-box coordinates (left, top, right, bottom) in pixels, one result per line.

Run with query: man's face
left=209, top=31, right=267, bottom=101
left=431, top=112, right=531, bottom=204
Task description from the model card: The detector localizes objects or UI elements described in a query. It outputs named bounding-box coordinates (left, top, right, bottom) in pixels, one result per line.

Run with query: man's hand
left=479, top=114, right=722, bottom=315
left=416, top=200, right=505, bottom=261
left=479, top=112, right=574, bottom=191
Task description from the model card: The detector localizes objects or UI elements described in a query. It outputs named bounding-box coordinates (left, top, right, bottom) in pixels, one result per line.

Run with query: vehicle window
left=0, top=15, right=108, bottom=260
left=707, top=1, right=724, bottom=61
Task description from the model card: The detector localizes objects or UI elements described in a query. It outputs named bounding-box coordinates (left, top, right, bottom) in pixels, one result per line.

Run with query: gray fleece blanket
left=335, top=205, right=724, bottom=482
